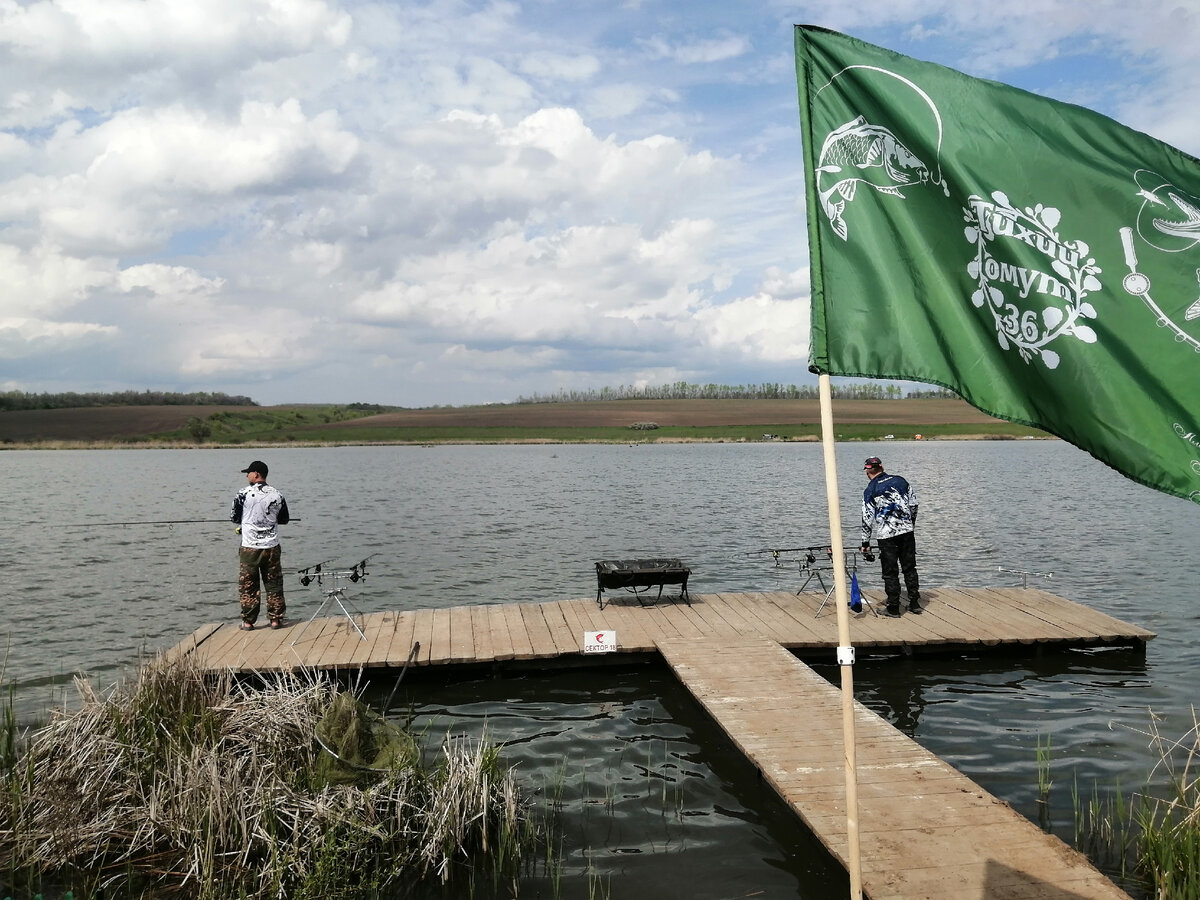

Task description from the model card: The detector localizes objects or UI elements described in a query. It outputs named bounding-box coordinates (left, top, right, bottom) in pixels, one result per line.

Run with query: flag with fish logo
left=795, top=25, right=1200, bottom=504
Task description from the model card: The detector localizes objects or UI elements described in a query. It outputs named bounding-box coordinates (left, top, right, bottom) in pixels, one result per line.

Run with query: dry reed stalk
left=0, top=651, right=531, bottom=898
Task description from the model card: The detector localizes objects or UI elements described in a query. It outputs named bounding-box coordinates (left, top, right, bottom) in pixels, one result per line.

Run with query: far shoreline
left=1, top=433, right=1056, bottom=451
left=0, top=398, right=1049, bottom=447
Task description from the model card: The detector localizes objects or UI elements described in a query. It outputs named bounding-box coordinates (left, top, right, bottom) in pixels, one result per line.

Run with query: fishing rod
left=748, top=542, right=876, bottom=564
left=54, top=518, right=302, bottom=528
left=296, top=554, right=374, bottom=586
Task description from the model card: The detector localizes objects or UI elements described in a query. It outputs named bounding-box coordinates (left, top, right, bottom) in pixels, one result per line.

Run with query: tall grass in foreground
left=1072, top=710, right=1200, bottom=899
left=0, top=655, right=534, bottom=899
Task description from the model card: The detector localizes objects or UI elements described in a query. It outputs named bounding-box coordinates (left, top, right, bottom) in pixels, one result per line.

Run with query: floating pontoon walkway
left=170, top=586, right=1154, bottom=674
left=166, top=587, right=1151, bottom=900
left=657, top=634, right=1133, bottom=900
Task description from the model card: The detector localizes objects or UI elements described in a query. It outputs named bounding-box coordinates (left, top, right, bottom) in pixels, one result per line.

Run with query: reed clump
left=1073, top=709, right=1200, bottom=899
left=0, top=654, right=532, bottom=898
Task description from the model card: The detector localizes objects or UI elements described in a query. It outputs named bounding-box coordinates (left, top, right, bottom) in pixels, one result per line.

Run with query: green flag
left=795, top=25, right=1200, bottom=503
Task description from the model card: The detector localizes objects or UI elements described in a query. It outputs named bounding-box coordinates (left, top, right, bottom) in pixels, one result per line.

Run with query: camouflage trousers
left=238, top=545, right=286, bottom=625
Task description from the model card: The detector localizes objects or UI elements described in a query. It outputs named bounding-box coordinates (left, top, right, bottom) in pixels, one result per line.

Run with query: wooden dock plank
left=385, top=610, right=419, bottom=666
left=556, top=599, right=594, bottom=653
left=353, top=611, right=394, bottom=668
left=182, top=623, right=232, bottom=669
left=725, top=591, right=794, bottom=638
left=600, top=602, right=676, bottom=652
left=160, top=623, right=222, bottom=664
left=284, top=617, right=337, bottom=668
left=938, top=587, right=1071, bottom=642
left=734, top=592, right=814, bottom=642
left=316, top=617, right=370, bottom=670
left=248, top=618, right=301, bottom=671
left=911, top=588, right=1012, bottom=644
left=681, top=593, right=744, bottom=637
left=740, top=590, right=824, bottom=644
left=758, top=592, right=831, bottom=647
left=540, top=601, right=582, bottom=654
left=427, top=607, right=452, bottom=664
left=501, top=603, right=536, bottom=659
left=200, top=624, right=262, bottom=673
left=338, top=613, right=377, bottom=669
left=463, top=607, right=492, bottom=662
left=518, top=602, right=559, bottom=658
left=588, top=600, right=659, bottom=653
left=478, top=603, right=512, bottom=662
left=648, top=601, right=713, bottom=640
left=448, top=605, right=475, bottom=663
left=609, top=601, right=687, bottom=642
left=411, top=608, right=437, bottom=666
left=988, top=587, right=1154, bottom=642
left=832, top=589, right=951, bottom=646
left=579, top=598, right=657, bottom=655
left=705, top=591, right=779, bottom=638
left=656, top=634, right=1131, bottom=900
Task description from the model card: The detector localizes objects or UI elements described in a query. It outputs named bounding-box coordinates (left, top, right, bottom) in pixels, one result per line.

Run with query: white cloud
left=695, top=292, right=809, bottom=362
left=0, top=0, right=352, bottom=129
left=117, top=264, right=225, bottom=298
left=518, top=52, right=602, bottom=82
left=5, top=100, right=359, bottom=254
left=583, top=83, right=679, bottom=119
left=0, top=317, right=117, bottom=347
left=84, top=102, right=359, bottom=195
left=1, top=0, right=1197, bottom=404
left=0, top=243, right=115, bottom=316
left=640, top=33, right=751, bottom=64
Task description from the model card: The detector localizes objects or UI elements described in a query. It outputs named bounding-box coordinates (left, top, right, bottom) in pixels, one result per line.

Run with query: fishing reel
left=296, top=554, right=376, bottom=586
left=860, top=544, right=876, bottom=562
left=750, top=543, right=851, bottom=571
left=347, top=557, right=373, bottom=582
left=297, top=560, right=330, bottom=586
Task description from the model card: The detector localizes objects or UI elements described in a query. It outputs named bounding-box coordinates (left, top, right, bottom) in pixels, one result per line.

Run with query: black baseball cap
left=863, top=457, right=882, bottom=470
left=241, top=460, right=268, bottom=477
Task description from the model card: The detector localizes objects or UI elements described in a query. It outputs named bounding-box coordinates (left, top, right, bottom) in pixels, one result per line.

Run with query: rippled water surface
left=3, top=440, right=1197, bottom=896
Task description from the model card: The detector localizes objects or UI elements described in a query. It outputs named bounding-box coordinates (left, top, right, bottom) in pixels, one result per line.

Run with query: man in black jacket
left=860, top=456, right=922, bottom=618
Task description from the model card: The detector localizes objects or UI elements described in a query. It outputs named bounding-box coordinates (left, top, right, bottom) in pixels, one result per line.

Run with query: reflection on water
left=1, top=441, right=1197, bottom=897
left=384, top=665, right=848, bottom=900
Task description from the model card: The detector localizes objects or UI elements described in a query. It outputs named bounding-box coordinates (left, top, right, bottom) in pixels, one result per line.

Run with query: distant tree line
left=0, top=390, right=258, bottom=412
left=515, top=382, right=958, bottom=403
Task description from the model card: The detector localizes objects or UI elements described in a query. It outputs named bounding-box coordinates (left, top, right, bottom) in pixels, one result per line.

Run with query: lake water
left=2, top=440, right=1196, bottom=897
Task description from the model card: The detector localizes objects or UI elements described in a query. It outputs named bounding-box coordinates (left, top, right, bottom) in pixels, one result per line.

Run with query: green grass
left=1066, top=711, right=1200, bottom=898
left=148, top=405, right=382, bottom=444
left=148, top=417, right=1045, bottom=446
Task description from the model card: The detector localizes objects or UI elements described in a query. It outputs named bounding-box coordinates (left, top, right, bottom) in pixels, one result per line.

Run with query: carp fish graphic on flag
left=795, top=25, right=1200, bottom=503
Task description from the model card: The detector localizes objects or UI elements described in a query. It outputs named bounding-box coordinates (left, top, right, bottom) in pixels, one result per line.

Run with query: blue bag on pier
left=849, top=572, right=863, bottom=613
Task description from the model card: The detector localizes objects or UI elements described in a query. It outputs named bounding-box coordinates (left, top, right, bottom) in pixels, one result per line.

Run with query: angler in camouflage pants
left=238, top=545, right=286, bottom=626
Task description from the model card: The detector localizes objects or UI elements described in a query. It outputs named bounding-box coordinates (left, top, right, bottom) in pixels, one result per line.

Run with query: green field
left=0, top=399, right=1048, bottom=447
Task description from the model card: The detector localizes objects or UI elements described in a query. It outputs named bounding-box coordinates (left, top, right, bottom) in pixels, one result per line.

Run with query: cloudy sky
left=2, top=0, right=1197, bottom=407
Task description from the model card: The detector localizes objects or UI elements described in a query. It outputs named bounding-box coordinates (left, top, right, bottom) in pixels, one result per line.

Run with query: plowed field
left=0, top=398, right=1003, bottom=445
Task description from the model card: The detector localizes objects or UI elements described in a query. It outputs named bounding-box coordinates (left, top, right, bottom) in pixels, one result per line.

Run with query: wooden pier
left=166, top=586, right=1152, bottom=899
left=170, top=586, right=1154, bottom=674
left=657, top=634, right=1132, bottom=900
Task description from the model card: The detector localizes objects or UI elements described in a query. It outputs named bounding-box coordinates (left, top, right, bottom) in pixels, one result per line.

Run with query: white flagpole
left=818, top=372, right=863, bottom=899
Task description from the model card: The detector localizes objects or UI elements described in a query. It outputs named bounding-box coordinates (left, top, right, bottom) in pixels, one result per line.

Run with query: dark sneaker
left=908, top=600, right=924, bottom=615
left=885, top=606, right=902, bottom=618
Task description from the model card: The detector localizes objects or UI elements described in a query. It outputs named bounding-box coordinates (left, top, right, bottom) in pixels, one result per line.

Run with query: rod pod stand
left=291, top=560, right=371, bottom=648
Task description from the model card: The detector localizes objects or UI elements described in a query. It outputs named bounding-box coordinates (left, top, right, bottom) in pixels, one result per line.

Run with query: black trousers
left=878, top=531, right=920, bottom=607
